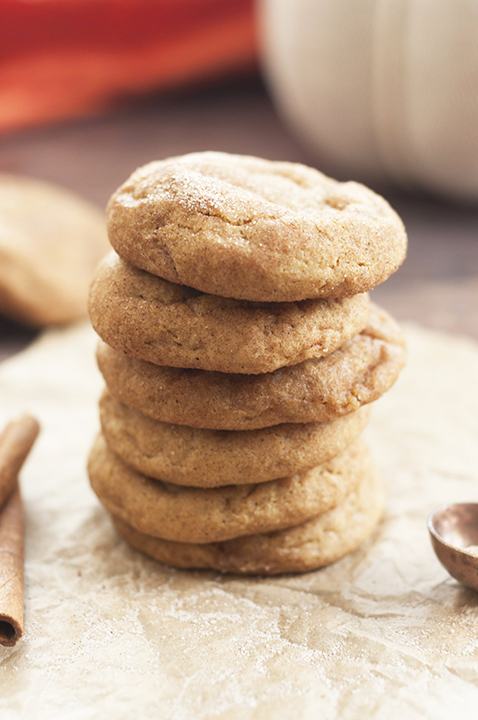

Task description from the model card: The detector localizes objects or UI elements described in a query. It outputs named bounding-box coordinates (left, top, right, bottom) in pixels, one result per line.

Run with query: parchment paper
left=0, top=320, right=477, bottom=719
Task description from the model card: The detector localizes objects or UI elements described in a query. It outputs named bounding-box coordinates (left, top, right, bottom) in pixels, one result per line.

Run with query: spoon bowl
left=428, top=503, right=478, bottom=591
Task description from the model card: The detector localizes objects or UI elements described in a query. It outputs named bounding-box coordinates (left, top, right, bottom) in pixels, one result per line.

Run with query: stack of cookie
left=87, top=152, right=407, bottom=575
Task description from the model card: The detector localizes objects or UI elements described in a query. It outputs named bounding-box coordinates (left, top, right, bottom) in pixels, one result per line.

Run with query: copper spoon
left=428, top=503, right=478, bottom=591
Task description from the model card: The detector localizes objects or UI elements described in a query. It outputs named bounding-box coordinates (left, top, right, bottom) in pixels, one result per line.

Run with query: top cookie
left=107, top=151, right=407, bottom=302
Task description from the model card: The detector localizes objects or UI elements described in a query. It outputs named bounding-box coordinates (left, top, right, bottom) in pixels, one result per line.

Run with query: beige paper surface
left=0, top=321, right=477, bottom=719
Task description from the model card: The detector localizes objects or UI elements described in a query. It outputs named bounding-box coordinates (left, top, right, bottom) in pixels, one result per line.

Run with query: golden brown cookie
left=97, top=302, right=405, bottom=430
left=0, top=174, right=109, bottom=326
left=89, top=251, right=370, bottom=374
left=88, top=434, right=369, bottom=543
left=99, top=388, right=370, bottom=487
left=107, top=151, right=407, bottom=302
left=110, top=453, right=383, bottom=574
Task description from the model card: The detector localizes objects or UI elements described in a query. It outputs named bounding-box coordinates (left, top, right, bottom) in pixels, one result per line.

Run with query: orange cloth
left=0, top=0, right=258, bottom=134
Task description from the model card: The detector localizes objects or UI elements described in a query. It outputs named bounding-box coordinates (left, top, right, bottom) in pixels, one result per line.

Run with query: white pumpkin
left=259, top=0, right=478, bottom=202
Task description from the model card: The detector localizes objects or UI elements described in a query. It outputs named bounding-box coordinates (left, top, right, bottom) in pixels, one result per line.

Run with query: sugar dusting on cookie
left=106, top=152, right=407, bottom=302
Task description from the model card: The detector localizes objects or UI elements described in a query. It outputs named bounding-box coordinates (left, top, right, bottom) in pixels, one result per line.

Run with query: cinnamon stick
left=0, top=415, right=39, bottom=509
left=0, top=488, right=23, bottom=646
left=0, top=415, right=40, bottom=647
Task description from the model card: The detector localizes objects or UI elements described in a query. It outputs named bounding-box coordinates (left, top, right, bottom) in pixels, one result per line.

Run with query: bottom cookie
left=111, top=465, right=384, bottom=575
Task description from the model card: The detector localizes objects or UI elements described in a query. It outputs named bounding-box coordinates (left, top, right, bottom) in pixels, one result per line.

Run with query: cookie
left=88, top=434, right=369, bottom=543
left=0, top=174, right=109, bottom=326
left=97, top=302, right=405, bottom=430
left=106, top=151, right=407, bottom=302
left=89, top=251, right=370, bottom=374
left=110, top=453, right=383, bottom=574
left=99, top=388, right=370, bottom=487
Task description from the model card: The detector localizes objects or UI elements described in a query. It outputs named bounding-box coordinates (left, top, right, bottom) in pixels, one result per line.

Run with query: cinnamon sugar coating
left=107, top=152, right=407, bottom=302
left=99, top=388, right=370, bottom=487
left=96, top=303, right=405, bottom=430
left=89, top=435, right=369, bottom=544
left=89, top=251, right=370, bottom=374
left=110, top=449, right=383, bottom=575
